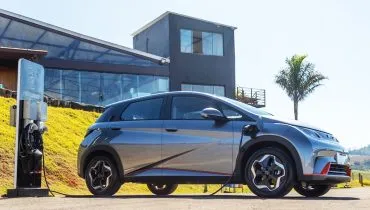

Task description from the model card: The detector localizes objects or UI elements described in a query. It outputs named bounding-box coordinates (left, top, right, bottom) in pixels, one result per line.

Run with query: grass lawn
left=336, top=170, right=370, bottom=188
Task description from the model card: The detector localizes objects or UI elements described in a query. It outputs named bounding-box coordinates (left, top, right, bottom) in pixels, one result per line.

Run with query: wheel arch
left=81, top=145, right=124, bottom=182
left=236, top=135, right=304, bottom=182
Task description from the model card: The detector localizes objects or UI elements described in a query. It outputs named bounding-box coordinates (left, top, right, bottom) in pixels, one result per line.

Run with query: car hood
left=261, top=115, right=331, bottom=134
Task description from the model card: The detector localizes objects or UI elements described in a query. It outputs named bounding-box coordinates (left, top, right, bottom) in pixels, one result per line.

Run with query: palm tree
left=275, top=54, right=327, bottom=120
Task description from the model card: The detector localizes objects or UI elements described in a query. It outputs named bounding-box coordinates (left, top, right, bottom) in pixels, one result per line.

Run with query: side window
left=171, top=96, right=216, bottom=120
left=221, top=104, right=243, bottom=120
left=121, top=98, right=163, bottom=121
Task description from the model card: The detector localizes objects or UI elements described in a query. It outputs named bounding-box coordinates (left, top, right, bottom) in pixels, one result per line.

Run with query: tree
left=275, top=54, right=327, bottom=120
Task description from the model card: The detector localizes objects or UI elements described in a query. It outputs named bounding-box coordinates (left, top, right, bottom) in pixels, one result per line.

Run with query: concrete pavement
left=1, top=187, right=369, bottom=210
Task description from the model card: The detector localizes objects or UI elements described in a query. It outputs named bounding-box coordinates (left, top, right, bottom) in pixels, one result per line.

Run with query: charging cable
left=42, top=149, right=76, bottom=197
left=209, top=125, right=248, bottom=195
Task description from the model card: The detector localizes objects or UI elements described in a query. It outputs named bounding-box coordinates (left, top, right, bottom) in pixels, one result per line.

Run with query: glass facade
left=45, top=69, right=169, bottom=106
left=180, top=29, right=223, bottom=56
left=0, top=15, right=162, bottom=67
left=181, top=84, right=225, bottom=96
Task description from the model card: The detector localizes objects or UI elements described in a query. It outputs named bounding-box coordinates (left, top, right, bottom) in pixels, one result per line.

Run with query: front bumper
left=302, top=148, right=351, bottom=184
left=301, top=174, right=351, bottom=184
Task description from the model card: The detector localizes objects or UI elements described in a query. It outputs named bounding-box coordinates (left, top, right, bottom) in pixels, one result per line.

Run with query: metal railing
left=236, top=87, right=266, bottom=108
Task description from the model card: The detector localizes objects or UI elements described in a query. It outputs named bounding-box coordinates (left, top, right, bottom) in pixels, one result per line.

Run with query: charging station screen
left=18, top=59, right=44, bottom=101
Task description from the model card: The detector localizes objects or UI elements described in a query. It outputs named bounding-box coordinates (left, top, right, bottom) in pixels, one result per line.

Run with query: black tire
left=147, top=184, right=178, bottom=195
left=294, top=184, right=331, bottom=197
left=85, top=156, right=121, bottom=196
left=244, top=147, right=295, bottom=198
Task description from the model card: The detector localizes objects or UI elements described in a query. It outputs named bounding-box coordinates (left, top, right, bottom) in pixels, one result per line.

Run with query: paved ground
left=1, top=187, right=369, bottom=210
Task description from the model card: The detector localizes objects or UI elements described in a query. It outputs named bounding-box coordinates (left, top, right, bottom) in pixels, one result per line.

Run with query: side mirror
left=201, top=107, right=226, bottom=121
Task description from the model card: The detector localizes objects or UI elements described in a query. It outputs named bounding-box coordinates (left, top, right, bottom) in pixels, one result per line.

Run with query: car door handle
left=111, top=128, right=121, bottom=131
left=165, top=128, right=178, bottom=132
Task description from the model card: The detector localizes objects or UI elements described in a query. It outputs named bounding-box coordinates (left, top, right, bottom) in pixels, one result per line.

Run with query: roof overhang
left=0, top=8, right=169, bottom=65
left=0, top=46, right=47, bottom=60
left=132, top=11, right=237, bottom=37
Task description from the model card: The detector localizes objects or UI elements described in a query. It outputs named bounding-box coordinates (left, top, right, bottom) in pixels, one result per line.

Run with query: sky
left=1, top=0, right=370, bottom=149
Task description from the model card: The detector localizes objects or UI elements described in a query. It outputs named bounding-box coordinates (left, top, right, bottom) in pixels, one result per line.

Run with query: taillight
left=84, top=129, right=94, bottom=138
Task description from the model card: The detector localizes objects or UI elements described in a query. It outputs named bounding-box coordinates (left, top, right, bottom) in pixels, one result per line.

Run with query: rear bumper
left=300, top=174, right=351, bottom=184
left=77, top=145, right=86, bottom=178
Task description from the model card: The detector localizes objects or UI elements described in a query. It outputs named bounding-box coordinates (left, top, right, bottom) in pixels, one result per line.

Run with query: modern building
left=132, top=12, right=236, bottom=98
left=0, top=9, right=265, bottom=107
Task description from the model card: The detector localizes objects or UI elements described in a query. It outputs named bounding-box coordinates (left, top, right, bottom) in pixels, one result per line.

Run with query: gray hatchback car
left=77, top=91, right=351, bottom=198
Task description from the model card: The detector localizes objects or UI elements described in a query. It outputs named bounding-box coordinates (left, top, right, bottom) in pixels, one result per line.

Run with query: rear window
left=121, top=98, right=163, bottom=121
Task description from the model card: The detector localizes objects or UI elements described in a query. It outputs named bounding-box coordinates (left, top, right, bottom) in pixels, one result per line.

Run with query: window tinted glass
left=121, top=98, right=163, bottom=121
left=221, top=97, right=272, bottom=116
left=171, top=96, right=216, bottom=120
left=221, top=104, right=243, bottom=120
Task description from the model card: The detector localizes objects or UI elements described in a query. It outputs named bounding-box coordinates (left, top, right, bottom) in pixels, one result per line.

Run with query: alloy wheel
left=88, top=160, right=113, bottom=191
left=251, top=154, right=286, bottom=191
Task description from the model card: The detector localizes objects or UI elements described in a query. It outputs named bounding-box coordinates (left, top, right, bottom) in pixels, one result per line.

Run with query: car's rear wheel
left=244, top=147, right=295, bottom=198
left=147, top=184, right=178, bottom=195
left=85, top=156, right=121, bottom=196
left=294, top=184, right=331, bottom=197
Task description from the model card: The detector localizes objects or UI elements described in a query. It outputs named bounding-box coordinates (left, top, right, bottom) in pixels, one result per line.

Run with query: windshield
left=220, top=97, right=273, bottom=116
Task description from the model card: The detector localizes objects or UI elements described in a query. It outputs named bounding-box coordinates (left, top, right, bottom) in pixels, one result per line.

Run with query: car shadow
left=63, top=194, right=360, bottom=201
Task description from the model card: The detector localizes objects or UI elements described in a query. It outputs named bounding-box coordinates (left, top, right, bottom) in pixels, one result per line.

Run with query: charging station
left=6, top=59, right=49, bottom=197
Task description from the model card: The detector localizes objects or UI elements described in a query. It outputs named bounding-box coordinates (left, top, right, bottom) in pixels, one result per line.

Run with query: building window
left=44, top=69, right=169, bottom=106
left=180, top=29, right=192, bottom=53
left=181, top=84, right=225, bottom=96
left=180, top=29, right=223, bottom=56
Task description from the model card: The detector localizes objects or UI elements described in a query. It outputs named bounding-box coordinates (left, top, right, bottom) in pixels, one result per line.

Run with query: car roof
left=106, top=91, right=222, bottom=108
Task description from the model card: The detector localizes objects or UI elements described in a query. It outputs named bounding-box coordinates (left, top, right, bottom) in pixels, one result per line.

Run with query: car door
left=108, top=97, right=164, bottom=177
left=161, top=95, right=234, bottom=177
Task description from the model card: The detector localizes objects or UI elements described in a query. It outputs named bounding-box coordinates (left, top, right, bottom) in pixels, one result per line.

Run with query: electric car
left=77, top=91, right=351, bottom=198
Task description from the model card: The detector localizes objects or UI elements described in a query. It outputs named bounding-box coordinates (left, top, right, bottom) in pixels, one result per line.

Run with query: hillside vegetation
left=0, top=96, right=242, bottom=195
left=350, top=145, right=370, bottom=170
left=350, top=145, right=370, bottom=156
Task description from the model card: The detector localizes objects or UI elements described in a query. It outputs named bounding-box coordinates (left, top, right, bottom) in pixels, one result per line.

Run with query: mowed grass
left=0, top=96, right=247, bottom=195
left=336, top=170, right=370, bottom=188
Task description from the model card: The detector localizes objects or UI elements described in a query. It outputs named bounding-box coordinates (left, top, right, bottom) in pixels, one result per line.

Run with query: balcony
left=236, top=87, right=266, bottom=108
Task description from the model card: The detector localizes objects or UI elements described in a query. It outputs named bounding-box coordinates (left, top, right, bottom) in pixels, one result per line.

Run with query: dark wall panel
left=133, top=16, right=170, bottom=58
left=168, top=14, right=235, bottom=98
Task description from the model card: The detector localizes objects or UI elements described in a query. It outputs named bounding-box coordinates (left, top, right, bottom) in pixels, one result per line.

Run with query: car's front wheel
left=294, top=184, right=331, bottom=197
left=147, top=184, right=178, bottom=195
left=85, top=156, right=121, bottom=196
left=244, top=147, right=295, bottom=198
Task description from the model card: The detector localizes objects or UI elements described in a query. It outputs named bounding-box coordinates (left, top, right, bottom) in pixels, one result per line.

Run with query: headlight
left=297, top=127, right=338, bottom=142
